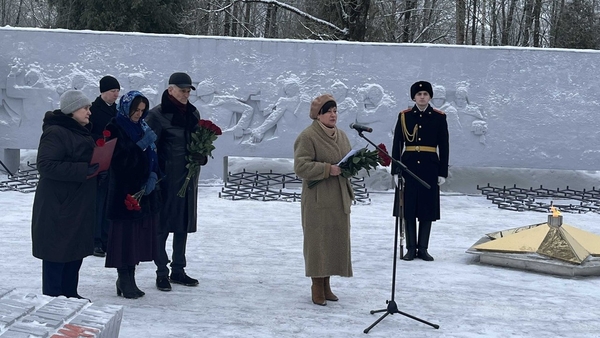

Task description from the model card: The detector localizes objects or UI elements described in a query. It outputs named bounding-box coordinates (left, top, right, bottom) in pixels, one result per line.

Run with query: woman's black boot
left=116, top=269, right=139, bottom=299
left=129, top=266, right=145, bottom=297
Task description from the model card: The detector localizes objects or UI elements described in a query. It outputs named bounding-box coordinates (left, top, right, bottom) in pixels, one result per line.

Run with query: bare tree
left=471, top=0, right=478, bottom=45
left=549, top=0, right=566, bottom=47
left=532, top=0, right=542, bottom=47
left=480, top=0, right=486, bottom=45
left=489, top=0, right=498, bottom=45
left=500, top=0, right=518, bottom=45
left=399, top=0, right=415, bottom=42
left=456, top=0, right=466, bottom=44
left=264, top=1, right=277, bottom=37
left=521, top=0, right=534, bottom=46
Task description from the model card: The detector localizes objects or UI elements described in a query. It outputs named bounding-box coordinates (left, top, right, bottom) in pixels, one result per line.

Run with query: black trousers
left=42, top=259, right=83, bottom=297
left=404, top=218, right=432, bottom=251
left=155, top=232, right=188, bottom=277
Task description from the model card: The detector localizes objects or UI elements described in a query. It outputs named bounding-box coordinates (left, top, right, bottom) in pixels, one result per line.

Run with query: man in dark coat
left=146, top=72, right=208, bottom=291
left=31, top=90, right=98, bottom=298
left=391, top=81, right=449, bottom=261
left=89, top=75, right=121, bottom=257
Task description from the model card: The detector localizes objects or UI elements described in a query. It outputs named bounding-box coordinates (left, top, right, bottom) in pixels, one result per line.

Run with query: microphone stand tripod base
left=364, top=300, right=440, bottom=333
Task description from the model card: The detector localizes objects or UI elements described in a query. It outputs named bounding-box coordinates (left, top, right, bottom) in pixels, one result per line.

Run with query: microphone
left=349, top=123, right=373, bottom=133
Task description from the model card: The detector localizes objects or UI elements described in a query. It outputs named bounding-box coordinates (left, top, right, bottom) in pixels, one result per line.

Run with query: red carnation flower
left=377, top=143, right=392, bottom=167
left=96, top=129, right=111, bottom=147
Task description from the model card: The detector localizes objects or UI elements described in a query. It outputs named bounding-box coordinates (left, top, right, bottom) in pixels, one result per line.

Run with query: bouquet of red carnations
left=124, top=190, right=143, bottom=211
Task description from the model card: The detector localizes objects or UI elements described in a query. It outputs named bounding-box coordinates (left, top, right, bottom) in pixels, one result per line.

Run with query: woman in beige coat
left=293, top=94, right=355, bottom=306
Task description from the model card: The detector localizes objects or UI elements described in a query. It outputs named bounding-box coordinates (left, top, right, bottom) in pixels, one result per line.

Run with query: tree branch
left=204, top=0, right=348, bottom=37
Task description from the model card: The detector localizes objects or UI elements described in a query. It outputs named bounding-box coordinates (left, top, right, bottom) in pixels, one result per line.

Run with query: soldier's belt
left=404, top=146, right=437, bottom=153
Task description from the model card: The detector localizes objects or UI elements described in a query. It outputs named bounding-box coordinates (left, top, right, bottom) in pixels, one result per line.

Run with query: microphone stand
left=354, top=130, right=439, bottom=334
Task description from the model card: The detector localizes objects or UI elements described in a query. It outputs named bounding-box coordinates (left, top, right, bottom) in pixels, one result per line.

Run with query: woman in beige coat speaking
left=293, top=94, right=355, bottom=306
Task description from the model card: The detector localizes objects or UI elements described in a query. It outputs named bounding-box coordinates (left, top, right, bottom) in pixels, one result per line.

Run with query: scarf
left=317, top=120, right=338, bottom=140
left=115, top=91, right=159, bottom=175
left=160, top=89, right=199, bottom=131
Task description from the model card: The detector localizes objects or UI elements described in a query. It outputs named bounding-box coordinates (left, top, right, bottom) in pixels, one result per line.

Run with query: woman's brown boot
left=311, top=277, right=327, bottom=306
left=323, top=277, right=338, bottom=301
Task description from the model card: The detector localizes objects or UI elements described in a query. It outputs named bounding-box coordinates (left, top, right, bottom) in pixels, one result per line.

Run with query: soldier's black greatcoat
left=391, top=104, right=449, bottom=221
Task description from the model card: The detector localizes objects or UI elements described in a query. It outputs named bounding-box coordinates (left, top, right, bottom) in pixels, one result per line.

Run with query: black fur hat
left=410, top=81, right=433, bottom=100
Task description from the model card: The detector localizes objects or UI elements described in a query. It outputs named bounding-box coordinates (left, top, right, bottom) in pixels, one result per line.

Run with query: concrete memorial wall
left=1, top=27, right=599, bottom=183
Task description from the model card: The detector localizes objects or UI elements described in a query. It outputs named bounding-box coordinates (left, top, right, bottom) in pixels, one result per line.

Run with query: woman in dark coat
left=104, top=91, right=161, bottom=299
left=31, top=90, right=97, bottom=298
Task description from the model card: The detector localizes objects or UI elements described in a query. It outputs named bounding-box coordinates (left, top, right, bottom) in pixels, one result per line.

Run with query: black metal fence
left=478, top=183, right=600, bottom=213
left=0, top=162, right=38, bottom=193
left=219, top=169, right=371, bottom=203
left=0, top=159, right=373, bottom=205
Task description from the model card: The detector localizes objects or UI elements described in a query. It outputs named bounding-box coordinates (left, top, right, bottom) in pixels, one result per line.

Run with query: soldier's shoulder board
left=432, top=108, right=445, bottom=115
left=400, top=108, right=411, bottom=114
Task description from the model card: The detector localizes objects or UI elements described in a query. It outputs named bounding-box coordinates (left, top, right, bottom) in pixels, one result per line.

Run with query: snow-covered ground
left=1, top=181, right=599, bottom=337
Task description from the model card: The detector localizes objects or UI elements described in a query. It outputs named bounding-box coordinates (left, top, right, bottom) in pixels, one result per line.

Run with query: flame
left=550, top=206, right=561, bottom=217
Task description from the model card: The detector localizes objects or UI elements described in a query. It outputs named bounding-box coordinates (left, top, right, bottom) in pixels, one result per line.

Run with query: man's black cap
left=168, top=72, right=196, bottom=90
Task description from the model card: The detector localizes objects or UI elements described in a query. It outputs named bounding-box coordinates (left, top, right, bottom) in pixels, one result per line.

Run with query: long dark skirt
left=105, top=214, right=159, bottom=268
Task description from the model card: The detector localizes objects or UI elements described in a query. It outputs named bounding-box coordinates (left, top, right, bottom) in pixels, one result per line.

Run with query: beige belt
left=404, top=146, right=437, bottom=153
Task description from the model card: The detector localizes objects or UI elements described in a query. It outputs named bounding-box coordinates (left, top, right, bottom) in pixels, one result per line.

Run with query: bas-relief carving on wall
left=248, top=75, right=306, bottom=144
left=431, top=84, right=488, bottom=146
left=187, top=74, right=399, bottom=152
left=1, top=61, right=487, bottom=154
left=3, top=28, right=600, bottom=174
left=355, top=83, right=396, bottom=142
left=0, top=60, right=166, bottom=149
left=186, top=75, right=307, bottom=146
left=1, top=64, right=57, bottom=140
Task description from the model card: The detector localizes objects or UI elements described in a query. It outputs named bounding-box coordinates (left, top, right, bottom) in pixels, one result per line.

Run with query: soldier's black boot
left=402, top=219, right=417, bottom=261
left=417, top=221, right=434, bottom=261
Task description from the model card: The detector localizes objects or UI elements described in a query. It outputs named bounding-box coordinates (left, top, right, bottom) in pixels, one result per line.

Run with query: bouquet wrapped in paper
left=308, top=143, right=391, bottom=188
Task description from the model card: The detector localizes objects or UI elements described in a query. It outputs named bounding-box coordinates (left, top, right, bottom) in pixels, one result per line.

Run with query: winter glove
left=438, top=176, right=446, bottom=186
left=144, top=172, right=158, bottom=195
left=190, top=153, right=208, bottom=166
left=97, top=171, right=109, bottom=186
left=136, top=129, right=157, bottom=151
left=87, top=163, right=100, bottom=176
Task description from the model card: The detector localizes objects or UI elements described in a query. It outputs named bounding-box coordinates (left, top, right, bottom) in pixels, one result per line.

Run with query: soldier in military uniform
left=391, top=81, right=449, bottom=261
